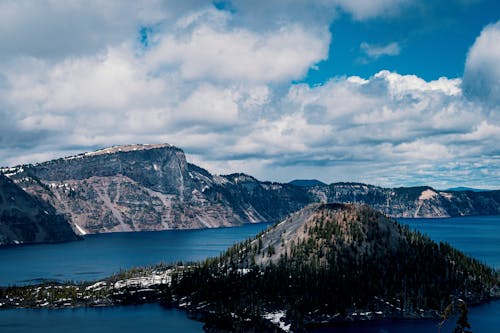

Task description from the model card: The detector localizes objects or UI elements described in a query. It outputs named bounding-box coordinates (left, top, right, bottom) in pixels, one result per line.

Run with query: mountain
left=288, top=179, right=327, bottom=187
left=172, top=203, right=499, bottom=331
left=2, top=143, right=499, bottom=236
left=0, top=173, right=78, bottom=246
left=2, top=144, right=309, bottom=234
left=313, top=183, right=500, bottom=217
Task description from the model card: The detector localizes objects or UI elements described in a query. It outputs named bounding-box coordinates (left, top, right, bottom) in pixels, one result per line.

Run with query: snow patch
left=74, top=224, right=87, bottom=235
left=263, top=311, right=290, bottom=332
left=1, top=166, right=24, bottom=177
left=440, top=192, right=454, bottom=200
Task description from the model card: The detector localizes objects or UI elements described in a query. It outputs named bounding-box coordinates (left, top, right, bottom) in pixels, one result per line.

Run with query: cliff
left=0, top=174, right=78, bottom=246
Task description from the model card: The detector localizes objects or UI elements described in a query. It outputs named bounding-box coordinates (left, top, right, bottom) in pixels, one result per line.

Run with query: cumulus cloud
left=146, top=9, right=330, bottom=83
left=0, top=1, right=498, bottom=190
left=463, top=21, right=500, bottom=105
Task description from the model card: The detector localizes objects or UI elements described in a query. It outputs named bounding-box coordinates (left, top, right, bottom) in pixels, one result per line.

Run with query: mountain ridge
left=1, top=143, right=499, bottom=239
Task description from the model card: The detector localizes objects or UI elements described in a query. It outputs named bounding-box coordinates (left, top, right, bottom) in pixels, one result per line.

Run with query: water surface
left=0, top=223, right=272, bottom=286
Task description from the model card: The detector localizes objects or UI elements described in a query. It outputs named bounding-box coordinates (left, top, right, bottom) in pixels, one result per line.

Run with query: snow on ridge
left=0, top=166, right=24, bottom=177
left=85, top=143, right=171, bottom=157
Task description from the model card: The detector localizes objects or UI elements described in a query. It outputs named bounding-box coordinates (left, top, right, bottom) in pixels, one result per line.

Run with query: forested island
left=1, top=204, right=498, bottom=332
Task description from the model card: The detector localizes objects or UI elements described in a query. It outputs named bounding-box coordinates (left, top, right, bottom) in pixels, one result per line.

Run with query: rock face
left=0, top=174, right=78, bottom=246
left=3, top=144, right=309, bottom=234
left=2, top=143, right=499, bottom=235
left=309, top=183, right=500, bottom=218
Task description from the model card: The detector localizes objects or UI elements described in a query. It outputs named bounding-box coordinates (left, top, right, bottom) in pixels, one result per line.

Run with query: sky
left=0, top=0, right=499, bottom=189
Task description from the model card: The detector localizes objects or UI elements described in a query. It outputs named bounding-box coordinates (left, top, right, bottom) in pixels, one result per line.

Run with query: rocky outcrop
left=2, top=143, right=499, bottom=235
left=3, top=144, right=310, bottom=234
left=308, top=183, right=500, bottom=218
left=0, top=174, right=78, bottom=246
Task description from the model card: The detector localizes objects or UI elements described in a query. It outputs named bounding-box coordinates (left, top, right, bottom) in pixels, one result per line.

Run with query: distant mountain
left=288, top=179, right=326, bottom=187
left=0, top=173, right=78, bottom=246
left=2, top=143, right=499, bottom=237
left=171, top=203, right=500, bottom=331
left=446, top=187, right=492, bottom=192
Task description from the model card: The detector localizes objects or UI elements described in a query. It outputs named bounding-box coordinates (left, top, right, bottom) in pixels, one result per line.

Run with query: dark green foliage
left=169, top=204, right=499, bottom=329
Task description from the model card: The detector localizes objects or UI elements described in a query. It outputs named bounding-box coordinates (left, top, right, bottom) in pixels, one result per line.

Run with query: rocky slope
left=0, top=174, right=78, bottom=246
left=171, top=203, right=500, bottom=331
left=309, top=183, right=500, bottom=218
left=2, top=143, right=499, bottom=235
left=2, top=144, right=309, bottom=234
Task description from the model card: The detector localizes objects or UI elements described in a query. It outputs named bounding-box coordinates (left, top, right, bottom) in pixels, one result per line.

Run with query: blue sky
left=304, top=0, right=500, bottom=83
left=0, top=0, right=498, bottom=189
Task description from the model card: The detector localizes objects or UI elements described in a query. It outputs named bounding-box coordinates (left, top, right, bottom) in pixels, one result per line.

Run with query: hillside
left=0, top=174, right=78, bottom=246
left=172, top=203, right=499, bottom=331
left=1, top=143, right=499, bottom=236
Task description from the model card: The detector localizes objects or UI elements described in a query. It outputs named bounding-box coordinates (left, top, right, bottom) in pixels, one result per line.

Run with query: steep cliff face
left=5, top=144, right=310, bottom=234
left=0, top=174, right=77, bottom=246
left=308, top=183, right=500, bottom=218
left=2, top=144, right=499, bottom=236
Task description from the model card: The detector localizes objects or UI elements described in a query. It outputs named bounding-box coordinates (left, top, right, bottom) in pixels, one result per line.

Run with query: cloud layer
left=0, top=2, right=498, bottom=189
left=463, top=21, right=500, bottom=105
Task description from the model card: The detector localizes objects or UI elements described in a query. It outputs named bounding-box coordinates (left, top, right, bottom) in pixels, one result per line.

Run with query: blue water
left=400, top=215, right=500, bottom=269
left=0, top=223, right=272, bottom=286
left=0, top=304, right=202, bottom=333
left=0, top=216, right=499, bottom=332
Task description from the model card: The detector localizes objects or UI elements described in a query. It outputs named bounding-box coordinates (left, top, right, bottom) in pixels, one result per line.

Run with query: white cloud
left=5, top=46, right=166, bottom=112
left=360, top=41, right=400, bottom=59
left=0, top=1, right=498, bottom=190
left=463, top=21, right=500, bottom=105
left=146, top=9, right=330, bottom=83
left=176, top=84, right=241, bottom=128
left=332, top=0, right=413, bottom=20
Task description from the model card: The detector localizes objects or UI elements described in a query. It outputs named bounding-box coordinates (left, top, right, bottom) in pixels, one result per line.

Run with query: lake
left=0, top=222, right=272, bottom=286
left=0, top=216, right=499, bottom=332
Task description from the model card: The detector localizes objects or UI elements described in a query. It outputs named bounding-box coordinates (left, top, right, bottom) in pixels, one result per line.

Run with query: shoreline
left=2, top=280, right=498, bottom=333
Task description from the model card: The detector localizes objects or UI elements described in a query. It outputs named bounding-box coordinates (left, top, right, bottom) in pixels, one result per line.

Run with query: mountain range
left=1, top=143, right=499, bottom=245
